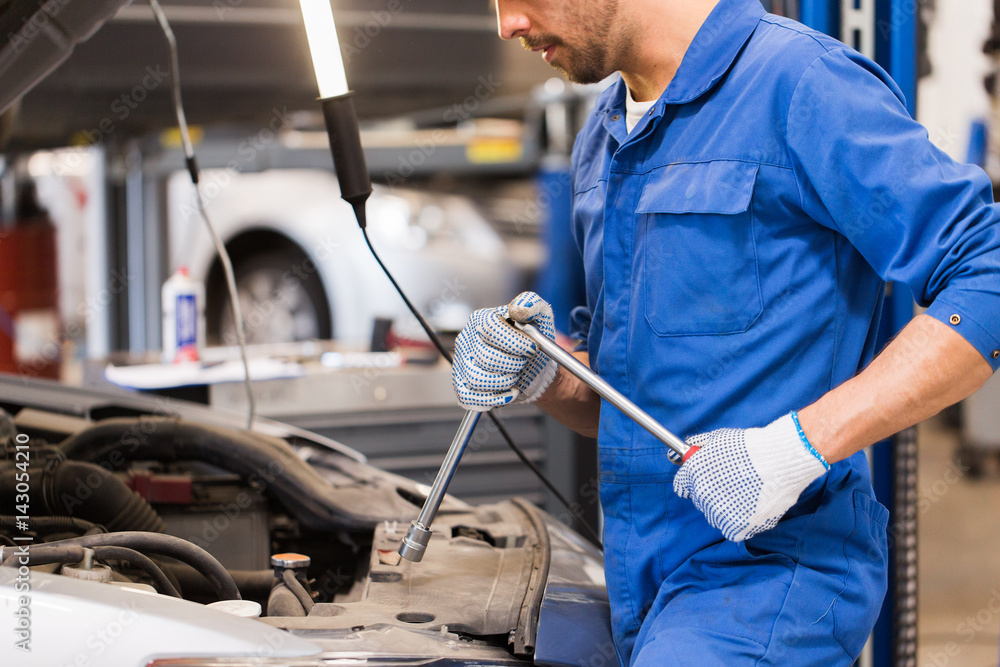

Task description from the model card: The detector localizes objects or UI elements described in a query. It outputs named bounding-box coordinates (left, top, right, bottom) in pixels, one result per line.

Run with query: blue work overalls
left=569, top=0, right=1000, bottom=664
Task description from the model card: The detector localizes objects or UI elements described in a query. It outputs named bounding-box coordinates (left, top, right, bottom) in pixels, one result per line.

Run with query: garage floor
left=919, top=417, right=1000, bottom=666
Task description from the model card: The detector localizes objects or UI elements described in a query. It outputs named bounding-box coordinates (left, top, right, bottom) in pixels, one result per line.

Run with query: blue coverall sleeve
left=568, top=126, right=594, bottom=353
left=786, top=47, right=1000, bottom=370
left=568, top=305, right=592, bottom=352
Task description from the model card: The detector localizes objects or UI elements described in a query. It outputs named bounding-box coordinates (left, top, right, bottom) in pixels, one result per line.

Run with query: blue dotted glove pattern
left=672, top=414, right=829, bottom=542
left=452, top=291, right=558, bottom=411
left=673, top=428, right=767, bottom=541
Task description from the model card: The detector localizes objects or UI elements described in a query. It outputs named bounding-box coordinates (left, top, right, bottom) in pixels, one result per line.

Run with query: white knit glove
left=673, top=412, right=830, bottom=542
left=452, top=292, right=558, bottom=411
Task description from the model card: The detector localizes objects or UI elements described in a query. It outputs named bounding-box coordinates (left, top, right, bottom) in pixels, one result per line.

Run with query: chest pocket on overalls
left=638, top=160, right=763, bottom=336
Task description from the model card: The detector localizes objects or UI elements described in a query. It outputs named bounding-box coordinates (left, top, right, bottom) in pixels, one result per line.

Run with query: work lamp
left=298, top=0, right=372, bottom=227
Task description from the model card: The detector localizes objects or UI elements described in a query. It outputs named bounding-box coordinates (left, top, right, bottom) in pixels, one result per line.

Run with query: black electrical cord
left=361, top=229, right=602, bottom=547
left=148, top=0, right=256, bottom=431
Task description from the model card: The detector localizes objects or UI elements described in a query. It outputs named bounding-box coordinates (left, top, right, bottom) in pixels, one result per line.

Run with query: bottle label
left=176, top=293, right=198, bottom=352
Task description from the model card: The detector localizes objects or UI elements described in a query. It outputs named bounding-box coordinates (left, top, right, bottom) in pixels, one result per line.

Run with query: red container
left=0, top=220, right=60, bottom=379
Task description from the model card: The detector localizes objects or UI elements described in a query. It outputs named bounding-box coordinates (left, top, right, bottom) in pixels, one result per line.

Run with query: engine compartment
left=0, top=404, right=550, bottom=661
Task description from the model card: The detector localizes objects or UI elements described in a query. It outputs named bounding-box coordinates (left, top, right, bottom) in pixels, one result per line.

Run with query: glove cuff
left=518, top=356, right=558, bottom=404
left=789, top=411, right=829, bottom=469
left=754, top=413, right=830, bottom=488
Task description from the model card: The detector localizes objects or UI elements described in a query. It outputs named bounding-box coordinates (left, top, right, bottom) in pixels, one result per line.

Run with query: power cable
left=148, top=0, right=256, bottom=431
left=361, top=228, right=602, bottom=547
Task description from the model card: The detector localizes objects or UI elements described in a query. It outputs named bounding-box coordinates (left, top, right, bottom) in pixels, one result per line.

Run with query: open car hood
left=0, top=0, right=133, bottom=115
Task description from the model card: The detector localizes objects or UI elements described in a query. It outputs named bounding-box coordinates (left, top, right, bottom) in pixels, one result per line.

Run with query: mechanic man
left=452, top=0, right=1000, bottom=664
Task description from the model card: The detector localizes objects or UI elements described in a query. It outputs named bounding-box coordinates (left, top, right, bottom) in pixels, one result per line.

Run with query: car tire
left=208, top=247, right=332, bottom=345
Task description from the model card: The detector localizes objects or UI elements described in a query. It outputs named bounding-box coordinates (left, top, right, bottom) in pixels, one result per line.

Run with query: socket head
left=397, top=521, right=432, bottom=563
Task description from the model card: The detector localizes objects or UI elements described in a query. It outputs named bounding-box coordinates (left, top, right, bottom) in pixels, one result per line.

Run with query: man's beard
left=520, top=36, right=613, bottom=84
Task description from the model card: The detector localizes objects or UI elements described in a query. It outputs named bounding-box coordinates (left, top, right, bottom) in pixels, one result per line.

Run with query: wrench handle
left=510, top=320, right=691, bottom=464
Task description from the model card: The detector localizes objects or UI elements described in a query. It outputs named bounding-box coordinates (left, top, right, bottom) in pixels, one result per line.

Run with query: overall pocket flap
left=636, top=160, right=760, bottom=215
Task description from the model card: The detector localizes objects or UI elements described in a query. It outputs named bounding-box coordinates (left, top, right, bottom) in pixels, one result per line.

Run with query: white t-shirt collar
left=625, top=89, right=657, bottom=134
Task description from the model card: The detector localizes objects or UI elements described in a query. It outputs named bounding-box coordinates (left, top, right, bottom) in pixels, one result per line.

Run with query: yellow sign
left=466, top=137, right=523, bottom=164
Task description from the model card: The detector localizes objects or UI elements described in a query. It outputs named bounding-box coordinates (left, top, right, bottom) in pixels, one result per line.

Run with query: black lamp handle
left=321, top=92, right=372, bottom=228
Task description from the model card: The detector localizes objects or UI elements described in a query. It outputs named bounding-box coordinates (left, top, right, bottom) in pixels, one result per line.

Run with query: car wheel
left=208, top=248, right=332, bottom=345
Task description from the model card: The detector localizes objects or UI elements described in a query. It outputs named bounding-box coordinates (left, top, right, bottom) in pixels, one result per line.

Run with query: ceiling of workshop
left=7, top=0, right=555, bottom=150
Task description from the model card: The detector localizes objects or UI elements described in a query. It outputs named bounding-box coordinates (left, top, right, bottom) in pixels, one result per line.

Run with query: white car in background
left=166, top=169, right=515, bottom=347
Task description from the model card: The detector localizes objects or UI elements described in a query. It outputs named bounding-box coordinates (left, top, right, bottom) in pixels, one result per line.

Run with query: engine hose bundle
left=0, top=458, right=164, bottom=534
left=59, top=417, right=373, bottom=530
left=0, top=543, right=181, bottom=598
left=88, top=545, right=182, bottom=598
left=25, top=532, right=240, bottom=601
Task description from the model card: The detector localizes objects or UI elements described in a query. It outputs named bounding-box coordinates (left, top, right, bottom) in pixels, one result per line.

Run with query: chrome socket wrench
left=398, top=410, right=481, bottom=562
left=510, top=320, right=693, bottom=464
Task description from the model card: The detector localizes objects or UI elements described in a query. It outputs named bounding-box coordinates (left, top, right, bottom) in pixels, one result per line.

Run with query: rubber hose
left=230, top=569, right=280, bottom=597
left=160, top=563, right=274, bottom=602
left=0, top=460, right=164, bottom=533
left=0, top=515, right=102, bottom=537
left=155, top=558, right=184, bottom=596
left=267, top=582, right=306, bottom=617
left=1, top=543, right=85, bottom=568
left=1, top=543, right=180, bottom=598
left=281, top=569, right=314, bottom=613
left=36, top=532, right=239, bottom=600
left=91, top=546, right=181, bottom=598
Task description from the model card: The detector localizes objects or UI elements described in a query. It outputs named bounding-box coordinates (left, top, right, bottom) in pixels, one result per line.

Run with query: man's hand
left=673, top=412, right=829, bottom=541
left=452, top=292, right=558, bottom=411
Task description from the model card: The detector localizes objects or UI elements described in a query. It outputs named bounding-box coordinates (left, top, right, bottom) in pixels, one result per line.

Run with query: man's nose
left=496, top=0, right=530, bottom=40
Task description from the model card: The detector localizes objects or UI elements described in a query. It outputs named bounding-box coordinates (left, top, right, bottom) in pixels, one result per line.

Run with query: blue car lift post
left=800, top=1, right=919, bottom=665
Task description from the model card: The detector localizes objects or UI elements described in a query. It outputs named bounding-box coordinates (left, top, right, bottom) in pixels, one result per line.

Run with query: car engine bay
left=0, top=393, right=610, bottom=665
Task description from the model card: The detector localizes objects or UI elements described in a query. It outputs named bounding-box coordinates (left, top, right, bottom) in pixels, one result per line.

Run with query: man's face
left=495, top=0, right=623, bottom=84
